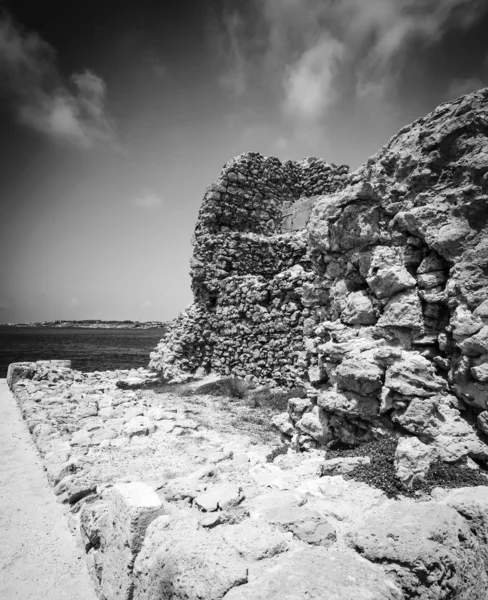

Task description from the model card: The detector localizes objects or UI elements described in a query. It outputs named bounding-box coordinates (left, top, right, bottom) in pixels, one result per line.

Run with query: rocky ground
left=7, top=360, right=488, bottom=600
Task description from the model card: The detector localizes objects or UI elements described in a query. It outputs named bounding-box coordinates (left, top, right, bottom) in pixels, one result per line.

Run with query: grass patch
left=326, top=436, right=488, bottom=499
left=195, top=377, right=250, bottom=399
left=247, top=386, right=307, bottom=412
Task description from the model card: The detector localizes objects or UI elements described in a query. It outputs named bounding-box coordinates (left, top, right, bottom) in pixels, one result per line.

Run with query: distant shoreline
left=0, top=320, right=167, bottom=330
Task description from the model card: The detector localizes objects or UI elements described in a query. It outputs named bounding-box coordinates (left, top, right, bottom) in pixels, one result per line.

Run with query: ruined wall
left=279, top=89, right=488, bottom=461
left=150, top=154, right=349, bottom=386
left=151, top=89, right=488, bottom=467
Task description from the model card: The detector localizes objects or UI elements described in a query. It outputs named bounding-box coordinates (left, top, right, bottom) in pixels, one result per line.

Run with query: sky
left=1, top=0, right=488, bottom=323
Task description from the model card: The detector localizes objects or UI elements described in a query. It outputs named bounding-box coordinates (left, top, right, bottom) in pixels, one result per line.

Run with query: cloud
left=134, top=188, right=163, bottom=209
left=215, top=0, right=488, bottom=126
left=218, top=10, right=249, bottom=95
left=0, top=13, right=118, bottom=149
left=283, top=35, right=344, bottom=120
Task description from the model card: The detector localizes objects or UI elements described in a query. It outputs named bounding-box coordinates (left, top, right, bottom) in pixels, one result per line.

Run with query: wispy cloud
left=214, top=0, right=488, bottom=127
left=218, top=10, right=249, bottom=95
left=134, top=188, right=163, bottom=209
left=0, top=13, right=118, bottom=149
left=283, top=35, right=344, bottom=120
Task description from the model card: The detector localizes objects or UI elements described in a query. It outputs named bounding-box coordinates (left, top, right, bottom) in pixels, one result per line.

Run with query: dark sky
left=1, top=0, right=488, bottom=323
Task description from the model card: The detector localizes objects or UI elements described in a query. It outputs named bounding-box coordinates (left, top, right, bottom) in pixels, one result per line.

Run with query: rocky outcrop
left=150, top=88, right=488, bottom=469
left=7, top=361, right=488, bottom=600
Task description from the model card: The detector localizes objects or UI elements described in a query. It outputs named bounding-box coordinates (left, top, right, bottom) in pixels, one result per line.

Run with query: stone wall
left=151, top=88, right=488, bottom=467
left=150, top=154, right=349, bottom=387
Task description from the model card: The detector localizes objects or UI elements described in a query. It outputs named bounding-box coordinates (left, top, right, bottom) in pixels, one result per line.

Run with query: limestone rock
left=394, top=436, right=438, bottom=484
left=349, top=501, right=488, bottom=599
left=295, top=406, right=329, bottom=445
left=194, top=484, right=244, bottom=512
left=101, top=482, right=165, bottom=600
left=439, top=486, right=488, bottom=572
left=259, top=503, right=336, bottom=546
left=221, top=519, right=288, bottom=561
left=248, top=490, right=307, bottom=520
left=222, top=547, right=402, bottom=600
left=317, top=389, right=380, bottom=422
left=341, top=291, right=376, bottom=325
left=478, top=411, right=488, bottom=436
left=335, top=358, right=383, bottom=395
left=376, top=290, right=423, bottom=329
left=271, top=412, right=294, bottom=437
left=367, top=265, right=416, bottom=299
left=384, top=354, right=446, bottom=397
left=133, top=516, right=248, bottom=600
left=459, top=326, right=488, bottom=356
left=471, top=363, right=488, bottom=382
left=122, top=417, right=156, bottom=438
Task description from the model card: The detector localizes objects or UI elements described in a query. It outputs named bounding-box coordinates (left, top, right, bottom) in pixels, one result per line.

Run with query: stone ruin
left=6, top=88, right=488, bottom=600
left=151, top=88, right=488, bottom=466
left=150, top=154, right=349, bottom=386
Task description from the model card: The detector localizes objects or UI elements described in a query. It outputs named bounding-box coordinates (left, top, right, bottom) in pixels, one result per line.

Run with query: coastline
left=1, top=321, right=167, bottom=330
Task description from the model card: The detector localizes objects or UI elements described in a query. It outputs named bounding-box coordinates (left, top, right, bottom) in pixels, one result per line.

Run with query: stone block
left=101, top=482, right=165, bottom=600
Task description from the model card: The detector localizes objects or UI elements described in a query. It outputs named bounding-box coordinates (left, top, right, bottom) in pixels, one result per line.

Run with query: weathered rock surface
left=149, top=88, right=488, bottom=473
left=394, top=436, right=438, bottom=484
left=349, top=502, right=488, bottom=599
left=7, top=361, right=488, bottom=600
left=437, top=486, right=488, bottom=572
left=222, top=547, right=403, bottom=600
left=133, top=516, right=248, bottom=600
left=100, top=483, right=164, bottom=600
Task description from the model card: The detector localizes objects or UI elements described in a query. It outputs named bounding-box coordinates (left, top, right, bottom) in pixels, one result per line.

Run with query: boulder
left=439, top=486, right=488, bottom=572
left=394, top=436, right=437, bottom=484
left=317, top=389, right=380, bottom=422
left=295, top=406, right=330, bottom=445
left=133, top=516, right=248, bottom=600
left=101, top=482, right=165, bottom=600
left=271, top=412, right=294, bottom=437
left=335, top=358, right=383, bottom=395
left=376, top=290, right=423, bottom=329
left=349, top=501, right=488, bottom=599
left=341, top=291, right=377, bottom=325
left=7, top=362, right=36, bottom=388
left=385, top=354, right=446, bottom=397
left=459, top=327, right=488, bottom=356
left=222, top=547, right=402, bottom=600
left=367, top=265, right=416, bottom=299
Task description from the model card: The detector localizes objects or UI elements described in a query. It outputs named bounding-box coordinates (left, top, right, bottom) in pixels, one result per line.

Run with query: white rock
left=101, top=482, right=165, bottom=600
left=394, top=437, right=437, bottom=484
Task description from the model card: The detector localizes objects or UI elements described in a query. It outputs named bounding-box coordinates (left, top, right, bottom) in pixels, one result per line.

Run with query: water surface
left=0, top=327, right=165, bottom=377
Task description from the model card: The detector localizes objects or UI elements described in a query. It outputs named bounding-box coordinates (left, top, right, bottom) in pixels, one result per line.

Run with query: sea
left=0, top=327, right=166, bottom=378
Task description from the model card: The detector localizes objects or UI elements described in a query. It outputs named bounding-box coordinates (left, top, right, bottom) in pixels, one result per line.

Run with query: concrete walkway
left=0, top=379, right=97, bottom=600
